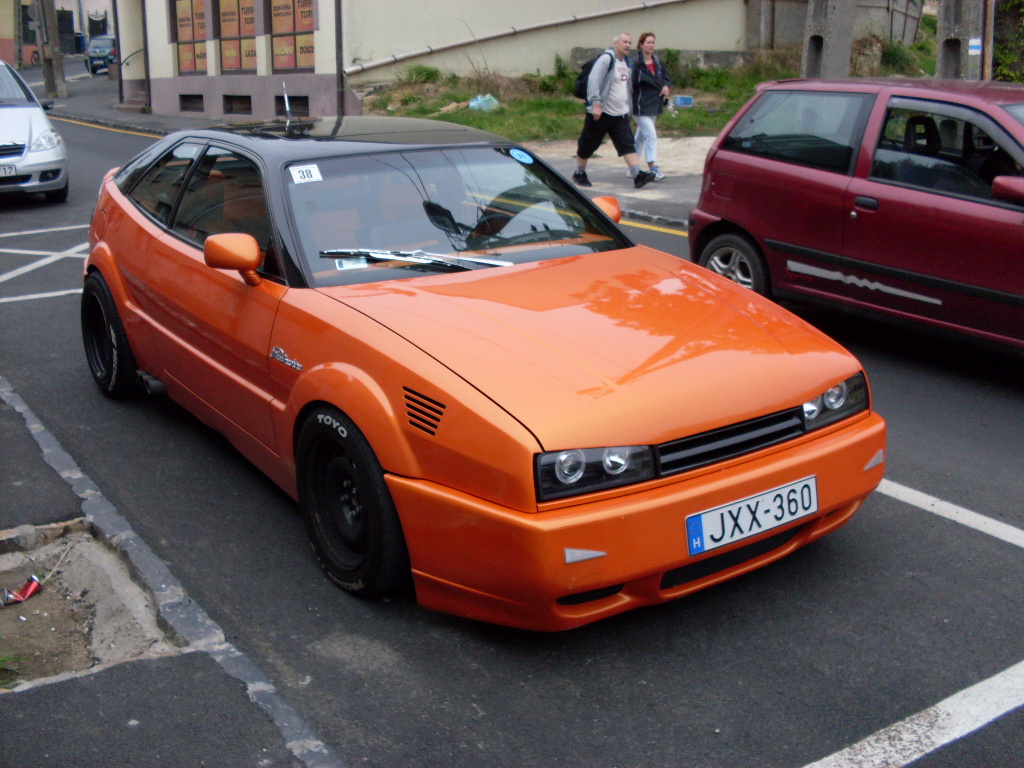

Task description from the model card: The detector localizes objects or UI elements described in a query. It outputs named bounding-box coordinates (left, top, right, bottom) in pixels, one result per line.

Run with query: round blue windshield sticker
left=509, top=148, right=533, bottom=164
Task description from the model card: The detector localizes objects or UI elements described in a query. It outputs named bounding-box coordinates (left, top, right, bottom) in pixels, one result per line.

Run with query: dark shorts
left=576, top=112, right=636, bottom=159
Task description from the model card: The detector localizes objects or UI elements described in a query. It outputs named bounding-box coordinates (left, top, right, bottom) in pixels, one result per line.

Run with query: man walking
left=573, top=33, right=654, bottom=189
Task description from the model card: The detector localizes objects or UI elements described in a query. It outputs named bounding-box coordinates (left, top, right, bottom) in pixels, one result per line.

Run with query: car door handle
left=854, top=196, right=879, bottom=210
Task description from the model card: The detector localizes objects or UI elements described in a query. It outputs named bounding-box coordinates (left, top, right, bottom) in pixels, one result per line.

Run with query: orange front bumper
left=387, top=413, right=886, bottom=632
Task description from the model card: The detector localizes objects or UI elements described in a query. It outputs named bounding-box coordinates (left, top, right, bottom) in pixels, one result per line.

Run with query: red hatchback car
left=689, top=78, right=1024, bottom=350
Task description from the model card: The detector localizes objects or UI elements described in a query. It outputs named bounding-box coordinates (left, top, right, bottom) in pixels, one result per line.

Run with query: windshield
left=285, top=146, right=631, bottom=287
left=0, top=64, right=35, bottom=105
left=1005, top=102, right=1024, bottom=128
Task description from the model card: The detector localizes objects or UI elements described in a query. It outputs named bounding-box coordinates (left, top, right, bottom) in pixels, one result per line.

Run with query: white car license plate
left=1, top=165, right=16, bottom=177
left=686, top=476, right=818, bottom=556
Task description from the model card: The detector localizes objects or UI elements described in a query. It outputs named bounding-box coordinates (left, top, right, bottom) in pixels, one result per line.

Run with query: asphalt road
left=2, top=118, right=1023, bottom=767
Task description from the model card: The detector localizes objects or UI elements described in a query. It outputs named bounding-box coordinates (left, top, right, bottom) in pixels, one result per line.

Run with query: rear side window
left=871, top=104, right=1023, bottom=202
left=723, top=90, right=874, bottom=174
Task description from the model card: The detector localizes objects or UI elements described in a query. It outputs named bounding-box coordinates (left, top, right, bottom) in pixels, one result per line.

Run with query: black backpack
left=572, top=52, right=613, bottom=100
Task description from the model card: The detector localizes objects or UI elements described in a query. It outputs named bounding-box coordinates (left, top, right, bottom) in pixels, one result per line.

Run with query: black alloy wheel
left=80, top=272, right=140, bottom=398
left=297, top=406, right=410, bottom=596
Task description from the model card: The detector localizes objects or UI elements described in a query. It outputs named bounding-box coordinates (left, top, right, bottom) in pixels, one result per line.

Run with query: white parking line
left=0, top=242, right=90, bottom=284
left=0, top=289, right=82, bottom=304
left=802, top=480, right=1024, bottom=767
left=804, top=657, right=1024, bottom=768
left=879, top=479, right=1024, bottom=550
left=0, top=224, right=90, bottom=239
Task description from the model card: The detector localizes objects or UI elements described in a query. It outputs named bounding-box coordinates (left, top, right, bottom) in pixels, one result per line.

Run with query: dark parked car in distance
left=86, top=35, right=115, bottom=73
left=688, top=78, right=1024, bottom=351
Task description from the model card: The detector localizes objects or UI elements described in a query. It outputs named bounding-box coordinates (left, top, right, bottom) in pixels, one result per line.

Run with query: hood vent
left=404, top=387, right=446, bottom=435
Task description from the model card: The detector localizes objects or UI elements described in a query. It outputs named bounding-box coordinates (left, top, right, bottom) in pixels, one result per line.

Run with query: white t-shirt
left=602, top=57, right=631, bottom=116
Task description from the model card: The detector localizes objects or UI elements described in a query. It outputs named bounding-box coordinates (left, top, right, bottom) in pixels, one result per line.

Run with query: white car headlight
left=537, top=446, right=655, bottom=501
left=30, top=129, right=62, bottom=152
left=802, top=373, right=867, bottom=431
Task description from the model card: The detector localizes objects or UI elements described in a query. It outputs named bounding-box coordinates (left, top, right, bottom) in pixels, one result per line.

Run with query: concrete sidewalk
left=31, top=61, right=709, bottom=226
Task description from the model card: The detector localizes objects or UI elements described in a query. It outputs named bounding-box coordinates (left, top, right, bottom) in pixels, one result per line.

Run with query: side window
left=870, top=106, right=1023, bottom=201
left=127, top=142, right=203, bottom=224
left=723, top=90, right=874, bottom=174
left=172, top=147, right=272, bottom=251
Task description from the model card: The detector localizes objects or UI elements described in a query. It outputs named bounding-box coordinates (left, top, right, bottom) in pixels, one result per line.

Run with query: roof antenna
left=283, top=82, right=292, bottom=124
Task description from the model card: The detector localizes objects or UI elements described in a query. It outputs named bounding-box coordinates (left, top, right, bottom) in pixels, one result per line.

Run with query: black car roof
left=167, top=116, right=517, bottom=163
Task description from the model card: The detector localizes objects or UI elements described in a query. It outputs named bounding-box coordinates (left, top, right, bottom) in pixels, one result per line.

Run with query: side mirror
left=991, top=175, right=1024, bottom=207
left=204, top=233, right=262, bottom=286
left=423, top=201, right=464, bottom=234
left=39, top=99, right=54, bottom=111
left=592, top=195, right=622, bottom=223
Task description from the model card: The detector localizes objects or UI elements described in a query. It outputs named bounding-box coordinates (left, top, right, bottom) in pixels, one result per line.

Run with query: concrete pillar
left=934, top=0, right=985, bottom=79
left=800, top=0, right=857, bottom=79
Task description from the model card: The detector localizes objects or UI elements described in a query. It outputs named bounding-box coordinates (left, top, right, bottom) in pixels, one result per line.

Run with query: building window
left=174, top=0, right=208, bottom=73
left=271, top=0, right=314, bottom=71
left=219, top=0, right=257, bottom=71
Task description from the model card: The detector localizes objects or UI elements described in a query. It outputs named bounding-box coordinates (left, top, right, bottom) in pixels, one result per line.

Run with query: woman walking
left=631, top=32, right=671, bottom=181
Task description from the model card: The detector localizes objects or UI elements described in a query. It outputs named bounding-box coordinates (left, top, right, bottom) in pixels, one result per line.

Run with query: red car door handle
left=854, top=196, right=879, bottom=210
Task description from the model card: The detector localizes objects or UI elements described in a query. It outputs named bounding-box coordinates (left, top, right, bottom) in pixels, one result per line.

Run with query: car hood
left=0, top=104, right=50, bottom=145
left=320, top=247, right=861, bottom=449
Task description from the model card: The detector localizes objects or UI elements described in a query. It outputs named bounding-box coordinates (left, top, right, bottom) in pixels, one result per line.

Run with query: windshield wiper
left=319, top=248, right=511, bottom=271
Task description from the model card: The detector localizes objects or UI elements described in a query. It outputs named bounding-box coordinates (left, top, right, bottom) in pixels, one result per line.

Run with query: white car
left=0, top=59, right=68, bottom=203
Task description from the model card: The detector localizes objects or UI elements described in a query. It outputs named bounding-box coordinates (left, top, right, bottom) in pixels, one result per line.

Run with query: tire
left=296, top=406, right=411, bottom=596
left=44, top=179, right=68, bottom=203
left=698, top=233, right=770, bottom=296
left=81, top=272, right=140, bottom=398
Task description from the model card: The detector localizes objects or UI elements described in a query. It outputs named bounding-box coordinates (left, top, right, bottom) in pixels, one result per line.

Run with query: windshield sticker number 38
left=290, top=164, right=323, bottom=184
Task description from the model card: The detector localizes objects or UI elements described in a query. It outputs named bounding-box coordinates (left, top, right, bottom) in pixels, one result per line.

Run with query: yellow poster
left=195, top=41, right=207, bottom=71
left=296, top=32, right=314, bottom=68
left=273, top=35, right=295, bottom=69
left=296, top=0, right=314, bottom=33
left=240, top=0, right=257, bottom=36
left=272, top=0, right=295, bottom=35
left=219, top=0, right=239, bottom=39
left=176, top=0, right=194, bottom=42
left=241, top=38, right=257, bottom=70
left=193, top=0, right=206, bottom=40
left=178, top=43, right=195, bottom=71
left=221, top=39, right=241, bottom=70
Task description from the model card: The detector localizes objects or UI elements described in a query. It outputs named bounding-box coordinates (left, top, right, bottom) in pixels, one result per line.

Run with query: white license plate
left=1, top=165, right=16, bottom=177
left=686, top=476, right=818, bottom=556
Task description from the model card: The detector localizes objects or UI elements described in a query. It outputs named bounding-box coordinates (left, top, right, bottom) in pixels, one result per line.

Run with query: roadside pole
left=36, top=0, right=69, bottom=98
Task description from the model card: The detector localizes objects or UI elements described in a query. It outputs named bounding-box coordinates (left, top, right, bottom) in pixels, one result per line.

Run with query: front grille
left=0, top=142, right=25, bottom=159
left=0, top=175, right=31, bottom=186
left=656, top=407, right=804, bottom=477
left=404, top=387, right=446, bottom=435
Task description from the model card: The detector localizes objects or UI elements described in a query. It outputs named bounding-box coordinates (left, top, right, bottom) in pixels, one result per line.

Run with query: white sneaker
left=651, top=168, right=666, bottom=181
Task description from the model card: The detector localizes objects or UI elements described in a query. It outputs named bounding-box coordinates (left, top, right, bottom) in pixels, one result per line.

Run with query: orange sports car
left=83, top=117, right=886, bottom=631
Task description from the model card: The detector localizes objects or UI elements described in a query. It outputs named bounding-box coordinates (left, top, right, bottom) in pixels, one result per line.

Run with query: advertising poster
left=272, top=0, right=295, bottom=35
left=178, top=43, right=195, bottom=71
left=220, top=0, right=239, bottom=40
left=242, top=38, right=258, bottom=70
left=240, top=0, right=257, bottom=36
left=296, top=0, right=314, bottom=33
left=296, top=32, right=314, bottom=68
left=273, top=35, right=296, bottom=69
left=176, top=0, right=194, bottom=42
left=221, top=38, right=241, bottom=70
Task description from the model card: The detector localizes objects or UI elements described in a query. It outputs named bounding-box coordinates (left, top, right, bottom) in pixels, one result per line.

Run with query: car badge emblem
left=270, top=347, right=303, bottom=371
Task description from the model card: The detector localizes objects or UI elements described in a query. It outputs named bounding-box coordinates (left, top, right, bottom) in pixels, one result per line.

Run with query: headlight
left=802, top=373, right=868, bottom=431
left=536, top=446, right=655, bottom=501
left=30, top=129, right=62, bottom=152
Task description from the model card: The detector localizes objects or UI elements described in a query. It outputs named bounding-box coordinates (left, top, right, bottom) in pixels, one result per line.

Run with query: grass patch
left=363, top=34, right=944, bottom=143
